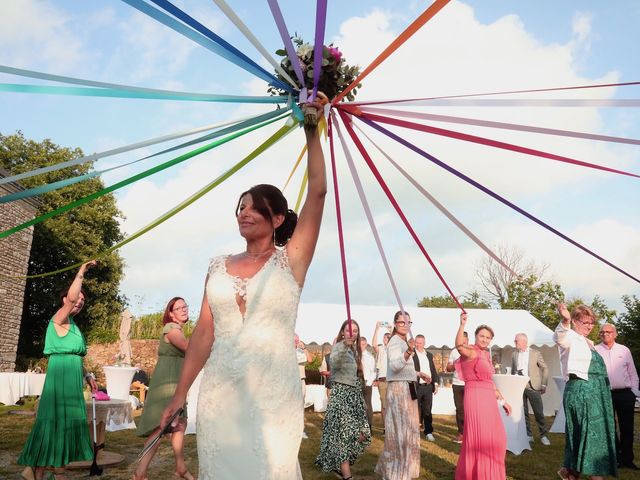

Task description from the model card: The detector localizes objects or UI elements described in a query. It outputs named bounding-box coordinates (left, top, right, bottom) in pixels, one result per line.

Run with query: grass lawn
left=1, top=401, right=639, bottom=479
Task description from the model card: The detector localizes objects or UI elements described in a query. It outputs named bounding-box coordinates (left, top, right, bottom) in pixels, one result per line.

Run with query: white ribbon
left=331, top=112, right=406, bottom=313
left=353, top=123, right=518, bottom=278
left=211, top=0, right=298, bottom=90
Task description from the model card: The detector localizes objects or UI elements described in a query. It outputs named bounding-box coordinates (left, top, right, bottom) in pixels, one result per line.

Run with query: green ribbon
left=0, top=108, right=289, bottom=204
left=1, top=120, right=297, bottom=279
left=0, top=83, right=288, bottom=104
left=0, top=112, right=291, bottom=239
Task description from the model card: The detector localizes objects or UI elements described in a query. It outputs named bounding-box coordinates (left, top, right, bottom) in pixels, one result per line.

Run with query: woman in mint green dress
left=18, top=261, right=98, bottom=480
left=133, top=297, right=192, bottom=480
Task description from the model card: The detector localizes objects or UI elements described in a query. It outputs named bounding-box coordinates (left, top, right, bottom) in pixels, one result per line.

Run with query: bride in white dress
left=161, top=101, right=326, bottom=480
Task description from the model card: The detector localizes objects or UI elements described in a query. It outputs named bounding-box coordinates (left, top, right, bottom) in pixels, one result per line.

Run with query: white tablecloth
left=86, top=398, right=136, bottom=432
left=493, top=374, right=531, bottom=455
left=549, top=375, right=566, bottom=433
left=0, top=372, right=46, bottom=405
left=103, top=366, right=137, bottom=400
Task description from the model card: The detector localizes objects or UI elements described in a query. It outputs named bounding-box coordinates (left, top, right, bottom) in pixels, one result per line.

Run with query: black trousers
left=611, top=388, right=636, bottom=465
left=417, top=383, right=435, bottom=434
left=452, top=384, right=465, bottom=434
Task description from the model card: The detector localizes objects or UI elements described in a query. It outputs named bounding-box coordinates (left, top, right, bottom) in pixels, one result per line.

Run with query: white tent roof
left=295, top=303, right=556, bottom=348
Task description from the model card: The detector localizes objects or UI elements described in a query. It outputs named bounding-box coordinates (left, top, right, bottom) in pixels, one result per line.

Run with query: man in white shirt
left=446, top=331, right=467, bottom=443
left=511, top=333, right=550, bottom=446
left=360, top=336, right=377, bottom=430
left=412, top=334, right=438, bottom=441
left=295, top=333, right=312, bottom=439
left=373, top=322, right=391, bottom=431
left=595, top=323, right=640, bottom=470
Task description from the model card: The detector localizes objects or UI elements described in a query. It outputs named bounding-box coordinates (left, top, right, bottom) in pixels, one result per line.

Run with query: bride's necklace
left=242, top=249, right=275, bottom=262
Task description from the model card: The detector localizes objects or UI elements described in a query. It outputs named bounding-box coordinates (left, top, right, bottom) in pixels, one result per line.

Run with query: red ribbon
left=343, top=107, right=640, bottom=179
left=337, top=110, right=466, bottom=312
left=328, top=116, right=353, bottom=335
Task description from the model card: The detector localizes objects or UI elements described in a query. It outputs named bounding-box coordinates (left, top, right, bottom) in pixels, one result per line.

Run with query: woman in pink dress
left=454, top=313, right=512, bottom=480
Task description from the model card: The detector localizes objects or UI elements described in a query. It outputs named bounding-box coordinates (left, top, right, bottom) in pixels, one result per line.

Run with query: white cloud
left=0, top=0, right=86, bottom=72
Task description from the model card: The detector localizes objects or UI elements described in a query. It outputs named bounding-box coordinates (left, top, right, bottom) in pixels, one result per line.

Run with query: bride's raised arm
left=286, top=100, right=328, bottom=285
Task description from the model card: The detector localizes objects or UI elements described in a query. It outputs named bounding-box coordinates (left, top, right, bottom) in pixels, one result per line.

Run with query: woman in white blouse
left=374, top=311, right=421, bottom=480
left=555, top=303, right=617, bottom=480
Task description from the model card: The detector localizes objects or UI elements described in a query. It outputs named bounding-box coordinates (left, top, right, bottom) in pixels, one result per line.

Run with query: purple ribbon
left=358, top=116, right=640, bottom=285
left=267, top=0, right=306, bottom=101
left=311, top=0, right=328, bottom=101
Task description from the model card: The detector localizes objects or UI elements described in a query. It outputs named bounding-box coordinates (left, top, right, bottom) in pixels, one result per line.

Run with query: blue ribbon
left=121, top=0, right=293, bottom=94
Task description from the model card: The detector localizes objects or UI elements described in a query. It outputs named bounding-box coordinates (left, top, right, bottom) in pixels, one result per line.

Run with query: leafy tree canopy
left=418, top=291, right=491, bottom=309
left=0, top=131, right=125, bottom=356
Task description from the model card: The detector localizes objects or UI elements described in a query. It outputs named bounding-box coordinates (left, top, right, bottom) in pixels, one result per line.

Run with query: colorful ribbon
left=311, top=0, right=328, bottom=100
left=268, top=0, right=307, bottom=100
left=352, top=79, right=640, bottom=105
left=337, top=110, right=466, bottom=311
left=0, top=113, right=290, bottom=239
left=349, top=98, right=640, bottom=107
left=358, top=116, right=640, bottom=285
left=0, top=113, right=262, bottom=186
left=328, top=115, right=353, bottom=332
left=347, top=109, right=640, bottom=179
left=211, top=0, right=298, bottom=89
left=354, top=123, right=518, bottom=278
left=1, top=109, right=289, bottom=204
left=2, top=121, right=297, bottom=279
left=333, top=112, right=406, bottom=313
left=358, top=106, right=640, bottom=146
left=333, top=0, right=450, bottom=104
left=0, top=83, right=286, bottom=103
left=121, top=0, right=292, bottom=92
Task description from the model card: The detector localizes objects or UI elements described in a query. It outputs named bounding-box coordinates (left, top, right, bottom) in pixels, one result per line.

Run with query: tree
left=476, top=244, right=548, bottom=307
left=616, top=295, right=640, bottom=367
left=0, top=132, right=125, bottom=357
left=418, top=291, right=491, bottom=309
left=500, top=275, right=565, bottom=330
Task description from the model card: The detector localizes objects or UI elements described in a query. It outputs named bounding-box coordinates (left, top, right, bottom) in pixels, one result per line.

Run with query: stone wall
left=86, top=340, right=160, bottom=384
left=0, top=170, right=38, bottom=372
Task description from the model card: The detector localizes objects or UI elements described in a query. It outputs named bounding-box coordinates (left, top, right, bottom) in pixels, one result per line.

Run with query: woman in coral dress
left=454, top=313, right=512, bottom=480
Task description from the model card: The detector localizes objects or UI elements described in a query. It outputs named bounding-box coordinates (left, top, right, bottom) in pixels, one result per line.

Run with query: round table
left=493, top=374, right=531, bottom=455
left=67, top=398, right=135, bottom=470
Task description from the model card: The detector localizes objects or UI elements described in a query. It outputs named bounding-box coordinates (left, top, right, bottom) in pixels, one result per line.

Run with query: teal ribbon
left=0, top=83, right=287, bottom=103
left=0, top=108, right=290, bottom=204
left=0, top=112, right=291, bottom=239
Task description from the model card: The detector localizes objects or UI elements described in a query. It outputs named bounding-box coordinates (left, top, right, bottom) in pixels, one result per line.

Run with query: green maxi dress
left=18, top=318, right=93, bottom=467
left=563, top=350, right=618, bottom=476
left=136, top=322, right=186, bottom=437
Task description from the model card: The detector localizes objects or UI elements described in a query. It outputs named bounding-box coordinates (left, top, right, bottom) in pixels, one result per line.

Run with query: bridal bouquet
left=268, top=36, right=361, bottom=126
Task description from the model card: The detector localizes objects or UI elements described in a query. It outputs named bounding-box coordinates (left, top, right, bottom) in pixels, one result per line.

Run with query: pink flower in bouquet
left=328, top=46, right=342, bottom=63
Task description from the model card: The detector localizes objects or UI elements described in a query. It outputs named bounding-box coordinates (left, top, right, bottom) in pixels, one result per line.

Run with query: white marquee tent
left=295, top=304, right=563, bottom=416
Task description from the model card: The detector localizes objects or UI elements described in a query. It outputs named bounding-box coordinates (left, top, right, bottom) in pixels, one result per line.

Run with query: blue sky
left=1, top=1, right=638, bottom=320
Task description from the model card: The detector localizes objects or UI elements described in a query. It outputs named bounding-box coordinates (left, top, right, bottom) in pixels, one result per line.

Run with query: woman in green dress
left=133, top=297, right=192, bottom=480
left=18, top=260, right=99, bottom=480
left=555, top=303, right=617, bottom=480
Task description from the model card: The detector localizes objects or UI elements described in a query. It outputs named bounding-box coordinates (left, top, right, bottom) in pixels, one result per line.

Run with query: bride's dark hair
left=235, top=184, right=297, bottom=247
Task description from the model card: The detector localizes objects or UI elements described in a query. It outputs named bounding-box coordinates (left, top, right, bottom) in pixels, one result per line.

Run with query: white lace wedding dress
left=197, top=249, right=304, bottom=479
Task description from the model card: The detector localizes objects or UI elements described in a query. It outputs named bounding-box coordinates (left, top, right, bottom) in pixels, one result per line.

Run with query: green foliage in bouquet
left=268, top=35, right=361, bottom=101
